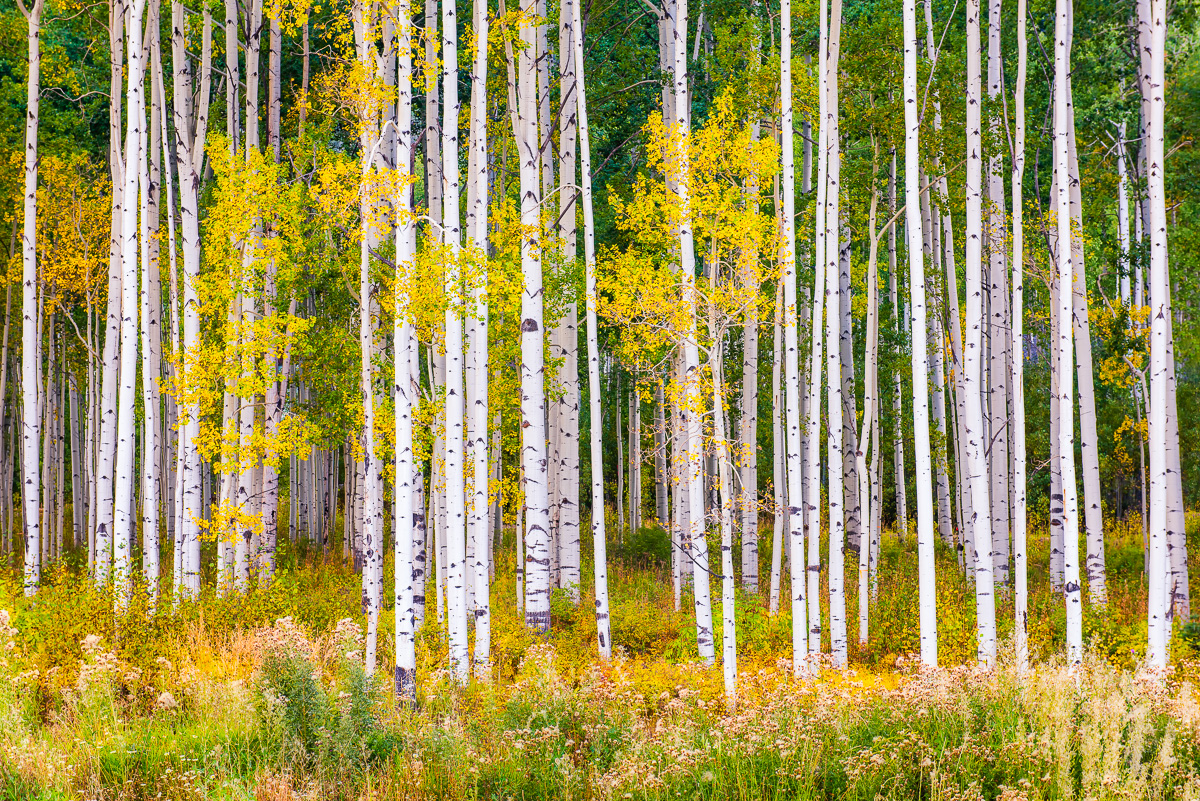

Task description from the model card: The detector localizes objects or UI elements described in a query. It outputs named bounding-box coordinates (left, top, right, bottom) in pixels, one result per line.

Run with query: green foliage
left=613, top=523, right=672, bottom=567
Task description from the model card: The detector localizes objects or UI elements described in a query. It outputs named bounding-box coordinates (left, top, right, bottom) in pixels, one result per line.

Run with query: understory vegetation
left=0, top=512, right=1194, bottom=800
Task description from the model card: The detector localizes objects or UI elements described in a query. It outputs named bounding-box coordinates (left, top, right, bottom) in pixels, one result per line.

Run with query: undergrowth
left=0, top=511, right=1195, bottom=799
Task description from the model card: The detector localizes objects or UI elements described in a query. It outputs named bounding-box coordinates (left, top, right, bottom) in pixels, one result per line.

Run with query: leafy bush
left=614, top=524, right=672, bottom=566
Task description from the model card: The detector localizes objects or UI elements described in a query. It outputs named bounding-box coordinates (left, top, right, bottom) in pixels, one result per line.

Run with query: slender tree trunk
left=1063, top=72, right=1107, bottom=605
left=887, top=155, right=908, bottom=539
left=466, top=0, right=491, bottom=673
left=18, top=0, right=46, bottom=596
left=572, top=0, right=610, bottom=657
left=1011, top=0, right=1029, bottom=672
left=781, top=0, right=809, bottom=674
left=804, top=0, right=831, bottom=662
left=96, top=0, right=125, bottom=587
left=986, top=0, right=1011, bottom=588
left=517, top=0, right=552, bottom=636
left=858, top=149, right=881, bottom=648
left=436, top=0, right=468, bottom=682
left=711, top=331, right=737, bottom=704
left=1142, top=0, right=1170, bottom=667
left=1053, top=0, right=1082, bottom=664
left=964, top=0, right=997, bottom=664
left=393, top=0, right=418, bottom=702
left=769, top=283, right=785, bottom=614
left=667, top=0, right=714, bottom=665
left=114, top=0, right=150, bottom=610
left=654, top=381, right=668, bottom=527
left=823, top=0, right=846, bottom=667
left=904, top=0, right=937, bottom=666
left=141, top=0, right=164, bottom=606
left=171, top=0, right=210, bottom=599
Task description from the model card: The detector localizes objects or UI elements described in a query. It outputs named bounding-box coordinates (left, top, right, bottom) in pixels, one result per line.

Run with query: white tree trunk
left=555, top=0, right=582, bottom=600
left=570, top=0, right=611, bottom=658
left=1011, top=0, right=1029, bottom=673
left=857, top=158, right=881, bottom=648
left=393, top=0, right=418, bottom=702
left=986, top=0, right=1010, bottom=587
left=887, top=156, right=908, bottom=540
left=711, top=334, right=737, bottom=704
left=114, top=0, right=149, bottom=610
left=170, top=0, right=209, bottom=599
left=1064, top=75, right=1107, bottom=605
left=769, top=284, right=785, bottom=615
left=1142, top=0, right=1170, bottom=668
left=466, top=0, right=491, bottom=674
left=18, top=0, right=45, bottom=596
left=141, top=0, right=163, bottom=607
left=804, top=3, right=830, bottom=661
left=668, top=0, right=714, bottom=664
left=1053, top=0, right=1083, bottom=664
left=517, top=0, right=552, bottom=636
left=1117, top=120, right=1131, bottom=307
left=904, top=0, right=937, bottom=667
left=964, top=0, right=997, bottom=665
left=355, top=0, right=384, bottom=673
left=96, top=0, right=125, bottom=588
left=781, top=0, right=809, bottom=674
left=823, top=0, right=846, bottom=668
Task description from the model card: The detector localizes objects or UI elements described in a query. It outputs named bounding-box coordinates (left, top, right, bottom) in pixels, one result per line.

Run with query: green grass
left=0, top=511, right=1195, bottom=799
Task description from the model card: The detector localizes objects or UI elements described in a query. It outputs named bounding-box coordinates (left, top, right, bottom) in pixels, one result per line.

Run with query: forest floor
left=0, top=515, right=1198, bottom=800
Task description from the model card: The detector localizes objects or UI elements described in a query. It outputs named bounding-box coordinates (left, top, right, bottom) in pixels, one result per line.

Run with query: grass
left=0, top=510, right=1196, bottom=799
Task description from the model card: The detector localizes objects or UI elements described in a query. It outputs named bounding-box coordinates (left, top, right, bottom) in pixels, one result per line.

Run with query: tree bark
left=18, top=0, right=45, bottom=596
left=1053, top=0, right=1083, bottom=664
left=965, top=0, right=997, bottom=664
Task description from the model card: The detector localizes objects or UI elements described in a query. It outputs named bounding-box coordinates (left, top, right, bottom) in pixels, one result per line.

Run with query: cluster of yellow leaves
left=1092, top=296, right=1150, bottom=390
left=28, top=153, right=110, bottom=311
left=170, top=138, right=316, bottom=482
left=1109, top=414, right=1148, bottom=479
left=600, top=90, right=780, bottom=373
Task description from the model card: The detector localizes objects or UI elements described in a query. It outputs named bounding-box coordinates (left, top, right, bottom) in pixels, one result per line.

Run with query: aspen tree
left=923, top=0, right=966, bottom=566
left=572, top=0, right=611, bottom=654
left=141, top=0, right=164, bottom=607
left=780, top=0, right=809, bottom=675
left=711, top=321, right=737, bottom=703
left=857, top=146, right=881, bottom=648
left=985, top=0, right=1010, bottom=585
left=669, top=0, right=715, bottom=665
left=904, top=0, right=936, bottom=667
left=114, top=0, right=150, bottom=609
left=96, top=0, right=125, bottom=587
left=437, top=0, right=469, bottom=682
left=769, top=284, right=785, bottom=615
left=1053, top=0, right=1083, bottom=664
left=235, top=0, right=264, bottom=593
left=1142, top=0, right=1170, bottom=668
left=805, top=0, right=830, bottom=661
left=18, top=0, right=46, bottom=596
left=738, top=10, right=762, bottom=598
left=1011, top=0, right=1029, bottom=673
left=886, top=156, right=907, bottom=542
left=356, top=0, right=388, bottom=674
left=466, top=0, right=491, bottom=673
left=170, top=0, right=211, bottom=598
left=394, top=0, right=418, bottom=701
left=556, top=0, right=582, bottom=600
left=1117, top=120, right=1131, bottom=307
left=824, top=0, right=847, bottom=667
left=1062, top=67, right=1107, bottom=606
left=964, top=0, right=997, bottom=664
left=517, top=0, right=552, bottom=636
